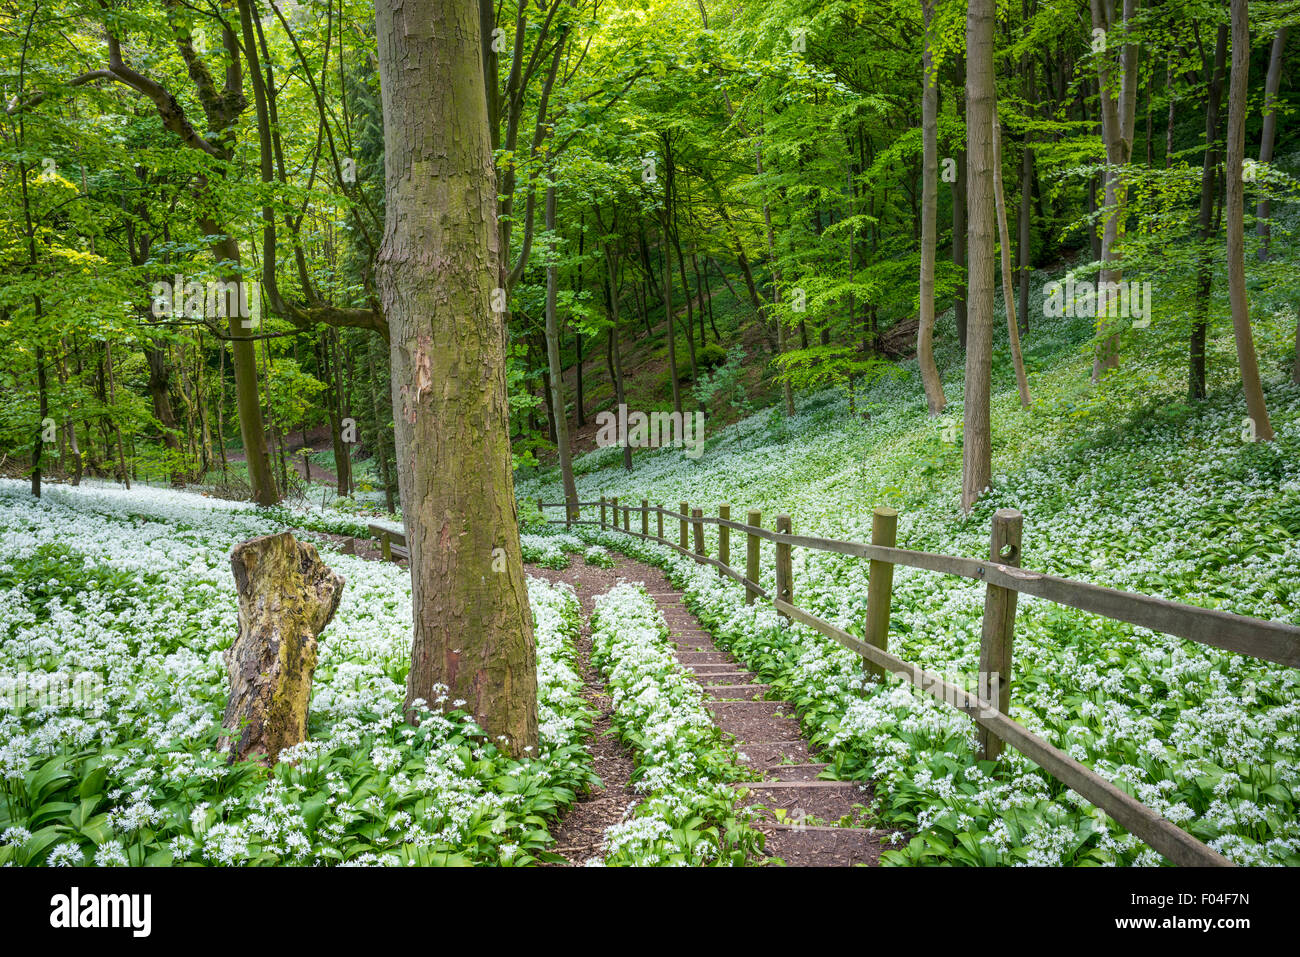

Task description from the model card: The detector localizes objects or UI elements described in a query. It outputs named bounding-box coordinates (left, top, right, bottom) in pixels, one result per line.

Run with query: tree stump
left=220, top=532, right=345, bottom=766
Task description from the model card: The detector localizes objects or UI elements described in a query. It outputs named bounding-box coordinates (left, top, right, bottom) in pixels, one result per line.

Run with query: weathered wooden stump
left=220, top=532, right=345, bottom=766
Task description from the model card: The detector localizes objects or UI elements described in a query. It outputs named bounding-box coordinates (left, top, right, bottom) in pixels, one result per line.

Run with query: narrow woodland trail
left=528, top=551, right=885, bottom=867
left=318, top=528, right=885, bottom=865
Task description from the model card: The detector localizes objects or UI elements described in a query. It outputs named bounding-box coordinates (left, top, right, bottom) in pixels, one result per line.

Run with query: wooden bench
left=367, top=521, right=409, bottom=562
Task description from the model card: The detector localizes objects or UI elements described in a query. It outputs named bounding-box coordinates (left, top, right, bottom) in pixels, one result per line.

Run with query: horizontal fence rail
left=536, top=494, right=1300, bottom=867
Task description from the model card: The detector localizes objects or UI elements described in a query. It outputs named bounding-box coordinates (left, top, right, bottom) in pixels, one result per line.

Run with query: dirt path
left=527, top=559, right=640, bottom=866
left=530, top=552, right=885, bottom=866
left=321, top=530, right=885, bottom=865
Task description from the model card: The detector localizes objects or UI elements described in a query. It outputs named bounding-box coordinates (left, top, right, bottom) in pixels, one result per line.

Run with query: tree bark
left=1089, top=0, right=1139, bottom=381
left=221, top=532, right=344, bottom=765
left=1256, top=26, right=1288, bottom=260
left=963, top=0, right=996, bottom=511
left=994, top=107, right=1033, bottom=408
left=917, top=0, right=946, bottom=415
left=374, top=0, right=538, bottom=755
left=659, top=208, right=683, bottom=415
left=1018, top=47, right=1035, bottom=334
left=1226, top=0, right=1274, bottom=442
left=145, top=344, right=185, bottom=485
left=544, top=186, right=580, bottom=517
left=602, top=238, right=634, bottom=472
left=1191, top=25, right=1228, bottom=402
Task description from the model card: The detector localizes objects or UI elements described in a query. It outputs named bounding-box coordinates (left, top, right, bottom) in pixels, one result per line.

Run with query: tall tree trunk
left=758, top=131, right=795, bottom=417
left=918, top=0, right=946, bottom=415
left=105, top=340, right=129, bottom=489
left=953, top=139, right=968, bottom=351
left=374, top=0, right=537, bottom=755
left=1226, top=0, right=1274, bottom=442
left=1191, top=25, right=1229, bottom=402
left=573, top=216, right=587, bottom=426
left=1089, top=0, right=1139, bottom=381
left=602, top=243, right=634, bottom=472
left=664, top=138, right=698, bottom=384
left=145, top=344, right=185, bottom=484
left=56, top=339, right=82, bottom=486
left=1255, top=26, right=1288, bottom=260
left=659, top=209, right=683, bottom=415
left=365, top=334, right=396, bottom=513
left=951, top=59, right=968, bottom=352
left=332, top=332, right=354, bottom=495
left=963, top=0, right=996, bottom=511
left=1018, top=45, right=1036, bottom=334
left=321, top=339, right=351, bottom=496
left=994, top=106, right=1033, bottom=408
left=544, top=186, right=579, bottom=518
left=33, top=343, right=47, bottom=497
left=1165, top=58, right=1177, bottom=168
left=208, top=230, right=278, bottom=505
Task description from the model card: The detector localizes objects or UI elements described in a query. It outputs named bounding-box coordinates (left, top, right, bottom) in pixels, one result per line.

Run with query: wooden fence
left=538, top=495, right=1300, bottom=867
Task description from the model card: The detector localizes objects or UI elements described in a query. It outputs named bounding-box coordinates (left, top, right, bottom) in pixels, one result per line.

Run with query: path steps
left=629, top=559, right=885, bottom=867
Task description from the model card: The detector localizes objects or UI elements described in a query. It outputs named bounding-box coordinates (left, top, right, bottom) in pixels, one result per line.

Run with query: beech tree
left=1225, top=0, right=1273, bottom=443
left=916, top=0, right=945, bottom=416
left=962, top=0, right=996, bottom=512
left=374, top=0, right=537, bottom=754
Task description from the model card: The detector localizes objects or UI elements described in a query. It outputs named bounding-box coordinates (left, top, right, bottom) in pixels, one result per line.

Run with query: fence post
left=611, top=497, right=619, bottom=534
left=774, top=514, right=793, bottom=617
left=745, top=510, right=761, bottom=605
left=718, top=504, right=730, bottom=575
left=380, top=530, right=392, bottom=563
left=977, top=508, right=1023, bottom=762
left=691, top=508, right=705, bottom=559
left=656, top=506, right=663, bottom=542
left=537, top=498, right=544, bottom=522
left=864, top=506, right=899, bottom=680
left=679, top=501, right=689, bottom=550
left=600, top=496, right=607, bottom=530
left=624, top=503, right=631, bottom=532
left=641, top=499, right=649, bottom=538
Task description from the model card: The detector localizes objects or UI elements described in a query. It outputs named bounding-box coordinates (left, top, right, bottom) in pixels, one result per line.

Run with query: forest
left=0, top=0, right=1298, bottom=886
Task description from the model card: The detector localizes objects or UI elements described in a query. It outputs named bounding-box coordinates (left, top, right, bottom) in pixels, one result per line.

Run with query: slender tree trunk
left=1018, top=51, right=1035, bottom=334
left=1256, top=26, right=1288, bottom=260
left=1191, top=26, right=1229, bottom=402
left=659, top=209, right=683, bottom=415
left=758, top=131, right=795, bottom=417
left=33, top=343, right=47, bottom=497
left=994, top=106, right=1033, bottom=408
left=574, top=217, right=587, bottom=426
left=1165, top=58, right=1177, bottom=168
left=664, top=138, right=698, bottom=384
left=963, top=0, right=996, bottom=511
left=374, top=0, right=537, bottom=755
left=56, top=338, right=81, bottom=486
left=216, top=342, right=229, bottom=481
left=1089, top=0, right=1139, bottom=381
left=204, top=223, right=277, bottom=504
left=145, top=344, right=185, bottom=484
left=544, top=187, right=579, bottom=518
left=602, top=243, right=634, bottom=472
left=105, top=340, right=129, bottom=489
left=951, top=60, right=968, bottom=352
left=1226, top=0, right=1274, bottom=442
left=918, top=0, right=946, bottom=415
left=365, top=334, right=396, bottom=513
